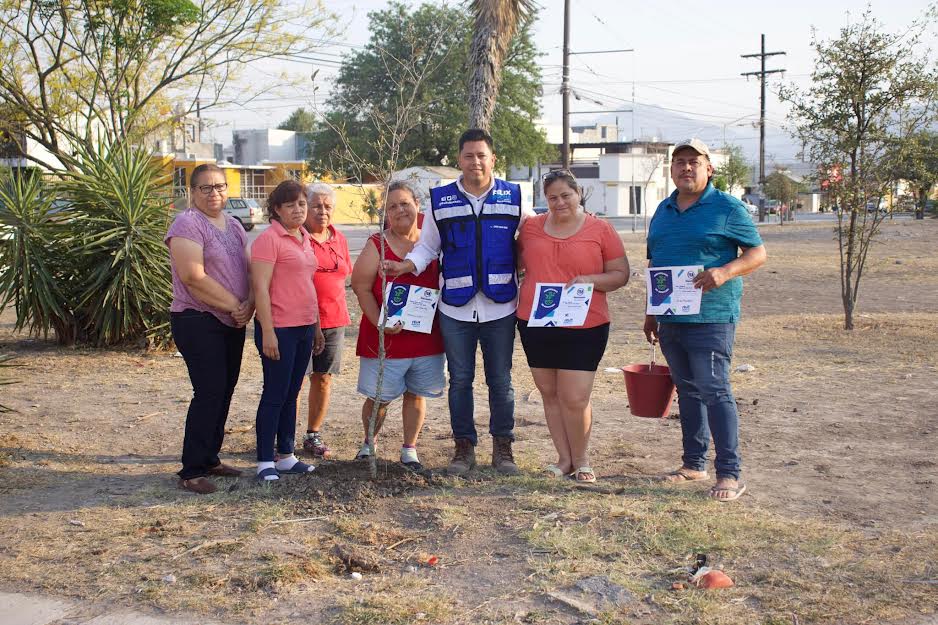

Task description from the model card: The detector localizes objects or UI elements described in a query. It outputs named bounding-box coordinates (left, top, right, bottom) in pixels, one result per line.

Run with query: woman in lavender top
left=165, top=164, right=254, bottom=495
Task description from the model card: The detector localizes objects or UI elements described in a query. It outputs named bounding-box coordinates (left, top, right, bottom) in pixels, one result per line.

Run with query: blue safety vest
left=430, top=179, right=522, bottom=307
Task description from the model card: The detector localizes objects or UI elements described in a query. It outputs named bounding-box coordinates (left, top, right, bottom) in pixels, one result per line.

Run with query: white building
left=392, top=165, right=534, bottom=213
left=232, top=128, right=311, bottom=167
left=512, top=139, right=733, bottom=218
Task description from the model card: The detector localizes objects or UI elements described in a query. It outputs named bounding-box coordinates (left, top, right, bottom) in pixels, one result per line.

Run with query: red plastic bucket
left=622, top=363, right=677, bottom=418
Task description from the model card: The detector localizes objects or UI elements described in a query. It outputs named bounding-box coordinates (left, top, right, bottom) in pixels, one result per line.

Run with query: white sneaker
left=355, top=442, right=374, bottom=460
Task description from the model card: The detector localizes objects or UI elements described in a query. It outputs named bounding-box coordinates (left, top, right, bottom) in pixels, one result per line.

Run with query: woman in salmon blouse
left=517, top=170, right=629, bottom=484
left=250, top=180, right=325, bottom=482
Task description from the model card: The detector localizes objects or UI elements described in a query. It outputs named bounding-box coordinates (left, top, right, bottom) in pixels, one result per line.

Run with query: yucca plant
left=62, top=140, right=174, bottom=346
left=0, top=170, right=79, bottom=344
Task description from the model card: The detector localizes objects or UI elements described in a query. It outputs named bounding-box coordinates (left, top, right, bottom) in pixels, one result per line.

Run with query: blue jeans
left=658, top=323, right=741, bottom=480
left=254, top=324, right=315, bottom=462
left=438, top=312, right=516, bottom=446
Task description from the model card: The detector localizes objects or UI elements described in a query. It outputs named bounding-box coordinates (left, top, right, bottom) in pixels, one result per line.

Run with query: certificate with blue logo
left=528, top=282, right=594, bottom=327
left=645, top=266, right=703, bottom=315
left=382, top=283, right=440, bottom=334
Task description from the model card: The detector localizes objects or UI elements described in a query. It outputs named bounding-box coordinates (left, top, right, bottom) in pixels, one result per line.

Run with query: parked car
left=224, top=197, right=263, bottom=231
left=765, top=199, right=780, bottom=214
left=865, top=201, right=887, bottom=214
left=742, top=202, right=759, bottom=218
left=533, top=205, right=548, bottom=215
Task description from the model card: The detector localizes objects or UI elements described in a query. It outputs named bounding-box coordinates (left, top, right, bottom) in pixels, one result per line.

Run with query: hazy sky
left=204, top=0, right=936, bottom=163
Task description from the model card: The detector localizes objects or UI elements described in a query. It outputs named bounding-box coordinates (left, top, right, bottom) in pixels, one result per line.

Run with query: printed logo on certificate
left=527, top=282, right=594, bottom=327
left=381, top=283, right=440, bottom=334
left=644, top=266, right=703, bottom=315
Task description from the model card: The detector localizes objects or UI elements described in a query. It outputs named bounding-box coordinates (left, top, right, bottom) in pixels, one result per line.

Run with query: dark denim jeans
left=658, top=322, right=741, bottom=480
left=170, top=310, right=245, bottom=480
left=438, top=312, right=516, bottom=446
left=254, top=324, right=315, bottom=462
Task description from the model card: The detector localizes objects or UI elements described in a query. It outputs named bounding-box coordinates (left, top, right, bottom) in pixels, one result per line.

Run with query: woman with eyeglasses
left=166, top=164, right=254, bottom=494
left=299, top=183, right=352, bottom=458
left=349, top=181, right=444, bottom=471
left=517, top=170, right=629, bottom=484
left=250, top=180, right=325, bottom=482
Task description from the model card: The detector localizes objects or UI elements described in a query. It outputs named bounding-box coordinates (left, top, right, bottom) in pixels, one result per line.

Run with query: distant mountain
left=573, top=103, right=805, bottom=167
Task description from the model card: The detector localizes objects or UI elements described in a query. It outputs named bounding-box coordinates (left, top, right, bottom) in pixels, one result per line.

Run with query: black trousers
left=171, top=310, right=246, bottom=480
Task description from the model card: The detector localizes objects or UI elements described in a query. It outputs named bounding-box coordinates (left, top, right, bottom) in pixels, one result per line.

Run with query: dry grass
left=2, top=220, right=938, bottom=624
left=520, top=482, right=938, bottom=624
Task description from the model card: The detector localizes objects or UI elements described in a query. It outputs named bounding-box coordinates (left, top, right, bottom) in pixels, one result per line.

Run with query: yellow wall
left=154, top=155, right=384, bottom=223
left=332, top=184, right=384, bottom=225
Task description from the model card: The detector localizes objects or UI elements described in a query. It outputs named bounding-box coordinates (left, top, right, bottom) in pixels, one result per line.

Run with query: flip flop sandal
left=279, top=460, right=315, bottom=475
left=574, top=467, right=596, bottom=484
left=256, top=467, right=280, bottom=482
left=709, top=482, right=747, bottom=502
left=663, top=467, right=710, bottom=484
left=544, top=464, right=568, bottom=478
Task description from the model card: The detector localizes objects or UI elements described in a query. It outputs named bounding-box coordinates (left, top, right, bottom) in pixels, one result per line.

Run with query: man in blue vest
left=645, top=138, right=767, bottom=502
left=383, top=128, right=531, bottom=476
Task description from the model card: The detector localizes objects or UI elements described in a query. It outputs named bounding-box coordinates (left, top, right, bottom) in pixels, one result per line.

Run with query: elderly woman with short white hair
left=300, top=182, right=352, bottom=458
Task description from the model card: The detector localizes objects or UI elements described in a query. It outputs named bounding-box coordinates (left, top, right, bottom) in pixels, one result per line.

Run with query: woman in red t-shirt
left=517, top=170, right=629, bottom=484
left=299, top=183, right=353, bottom=459
left=350, top=181, right=444, bottom=472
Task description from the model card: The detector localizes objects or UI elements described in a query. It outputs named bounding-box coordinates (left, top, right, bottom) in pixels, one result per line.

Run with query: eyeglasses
left=196, top=183, right=228, bottom=195
left=543, top=169, right=574, bottom=181
left=316, top=245, right=341, bottom=273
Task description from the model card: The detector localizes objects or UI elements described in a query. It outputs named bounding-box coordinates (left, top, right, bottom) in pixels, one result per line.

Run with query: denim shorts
left=356, top=354, right=446, bottom=403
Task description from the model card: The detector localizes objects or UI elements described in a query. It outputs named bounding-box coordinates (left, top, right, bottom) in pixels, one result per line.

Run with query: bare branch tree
left=0, top=0, right=335, bottom=170
left=311, top=19, right=457, bottom=478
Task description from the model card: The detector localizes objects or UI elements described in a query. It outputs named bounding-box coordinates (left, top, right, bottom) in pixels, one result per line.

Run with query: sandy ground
left=0, top=218, right=936, bottom=624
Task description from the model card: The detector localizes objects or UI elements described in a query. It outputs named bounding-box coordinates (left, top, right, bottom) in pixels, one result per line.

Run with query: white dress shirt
left=406, top=176, right=534, bottom=323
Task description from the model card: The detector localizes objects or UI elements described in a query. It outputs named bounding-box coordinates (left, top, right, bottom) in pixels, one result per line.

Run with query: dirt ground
left=0, top=218, right=936, bottom=625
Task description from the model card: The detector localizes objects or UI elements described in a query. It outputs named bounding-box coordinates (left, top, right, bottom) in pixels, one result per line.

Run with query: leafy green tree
left=894, top=131, right=938, bottom=219
left=764, top=171, right=803, bottom=225
left=715, top=145, right=750, bottom=195
left=278, top=108, right=318, bottom=133
left=0, top=0, right=334, bottom=171
left=312, top=1, right=553, bottom=179
left=780, top=8, right=938, bottom=330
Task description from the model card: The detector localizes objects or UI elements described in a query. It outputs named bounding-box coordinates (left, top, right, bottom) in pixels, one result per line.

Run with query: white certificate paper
left=645, top=265, right=704, bottom=315
left=381, top=283, right=440, bottom=334
left=527, top=282, right=594, bottom=327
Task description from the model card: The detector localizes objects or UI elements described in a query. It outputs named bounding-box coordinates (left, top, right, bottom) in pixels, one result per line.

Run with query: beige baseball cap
left=673, top=138, right=711, bottom=157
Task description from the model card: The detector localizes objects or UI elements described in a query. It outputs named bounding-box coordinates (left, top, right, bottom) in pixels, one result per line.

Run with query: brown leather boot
left=492, top=436, right=519, bottom=475
left=447, top=438, right=476, bottom=476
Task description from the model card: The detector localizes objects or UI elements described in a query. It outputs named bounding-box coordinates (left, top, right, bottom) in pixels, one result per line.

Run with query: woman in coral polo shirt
left=250, top=180, right=324, bottom=482
left=517, top=170, right=629, bottom=484
left=350, top=181, right=444, bottom=472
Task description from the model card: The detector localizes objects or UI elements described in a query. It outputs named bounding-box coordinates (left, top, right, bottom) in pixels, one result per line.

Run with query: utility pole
left=742, top=34, right=785, bottom=222
left=561, top=0, right=571, bottom=168
left=560, top=0, right=632, bottom=171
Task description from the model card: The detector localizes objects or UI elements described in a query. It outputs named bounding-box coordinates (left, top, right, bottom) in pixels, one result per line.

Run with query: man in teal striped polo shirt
left=644, top=138, right=767, bottom=502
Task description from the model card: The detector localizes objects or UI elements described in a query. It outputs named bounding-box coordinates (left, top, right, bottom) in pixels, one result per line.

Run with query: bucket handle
left=649, top=343, right=656, bottom=371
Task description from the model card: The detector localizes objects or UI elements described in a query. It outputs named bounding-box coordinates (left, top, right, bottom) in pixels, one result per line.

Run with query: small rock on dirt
left=67, top=519, right=84, bottom=527
left=735, top=364, right=755, bottom=373
left=547, top=576, right=636, bottom=616
left=161, top=574, right=176, bottom=584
